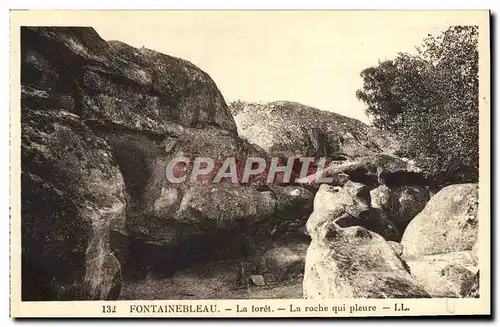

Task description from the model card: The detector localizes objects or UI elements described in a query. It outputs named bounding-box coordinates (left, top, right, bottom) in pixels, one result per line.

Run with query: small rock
left=250, top=275, right=266, bottom=286
left=371, top=185, right=392, bottom=211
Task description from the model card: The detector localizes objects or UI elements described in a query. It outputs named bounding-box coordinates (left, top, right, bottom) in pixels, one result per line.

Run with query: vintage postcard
left=10, top=10, right=491, bottom=318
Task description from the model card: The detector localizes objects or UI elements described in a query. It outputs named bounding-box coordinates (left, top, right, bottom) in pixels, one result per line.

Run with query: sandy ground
left=120, top=233, right=308, bottom=300
left=119, top=259, right=303, bottom=300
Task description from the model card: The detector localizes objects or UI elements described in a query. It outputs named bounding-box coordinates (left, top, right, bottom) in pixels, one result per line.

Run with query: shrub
left=356, top=26, right=479, bottom=186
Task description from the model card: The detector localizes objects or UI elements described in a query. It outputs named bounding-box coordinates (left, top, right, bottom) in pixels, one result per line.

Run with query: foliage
left=356, top=26, right=479, bottom=185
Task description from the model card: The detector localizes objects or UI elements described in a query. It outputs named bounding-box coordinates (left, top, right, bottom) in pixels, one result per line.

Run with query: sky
left=89, top=11, right=478, bottom=124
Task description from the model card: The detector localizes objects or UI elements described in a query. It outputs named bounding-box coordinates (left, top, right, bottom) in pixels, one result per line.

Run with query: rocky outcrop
left=229, top=101, right=430, bottom=241
left=20, top=27, right=254, bottom=299
left=21, top=26, right=246, bottom=299
left=303, top=226, right=429, bottom=298
left=132, top=127, right=269, bottom=244
left=21, top=109, right=126, bottom=300
left=231, top=102, right=427, bottom=188
left=302, top=176, right=433, bottom=299
left=21, top=27, right=319, bottom=299
left=401, top=183, right=478, bottom=257
left=230, top=101, right=399, bottom=158
left=22, top=27, right=236, bottom=133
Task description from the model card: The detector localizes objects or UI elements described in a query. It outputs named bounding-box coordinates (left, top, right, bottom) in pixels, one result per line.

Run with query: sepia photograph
left=9, top=9, right=491, bottom=318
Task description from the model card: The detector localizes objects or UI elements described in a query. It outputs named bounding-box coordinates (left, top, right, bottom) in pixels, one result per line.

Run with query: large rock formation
left=21, top=27, right=320, bottom=299
left=461, top=271, right=480, bottom=298
left=230, top=101, right=399, bottom=158
left=401, top=183, right=479, bottom=257
left=21, top=109, right=126, bottom=300
left=303, top=226, right=429, bottom=298
left=229, top=101, right=428, bottom=196
left=22, top=27, right=236, bottom=133
left=401, top=184, right=480, bottom=297
left=20, top=27, right=250, bottom=299
left=302, top=174, right=434, bottom=299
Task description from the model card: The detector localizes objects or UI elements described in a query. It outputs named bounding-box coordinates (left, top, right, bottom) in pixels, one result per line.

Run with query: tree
left=356, top=26, right=479, bottom=185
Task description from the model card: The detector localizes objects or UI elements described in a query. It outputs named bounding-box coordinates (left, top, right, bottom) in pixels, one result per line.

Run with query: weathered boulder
left=401, top=183, right=478, bottom=258
left=139, top=127, right=266, bottom=221
left=21, top=109, right=126, bottom=300
left=371, top=184, right=392, bottom=211
left=404, top=251, right=477, bottom=297
left=124, top=183, right=276, bottom=278
left=230, top=101, right=399, bottom=158
left=176, top=184, right=276, bottom=228
left=303, top=226, right=429, bottom=298
left=22, top=27, right=236, bottom=134
left=307, top=182, right=400, bottom=242
left=260, top=245, right=308, bottom=280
